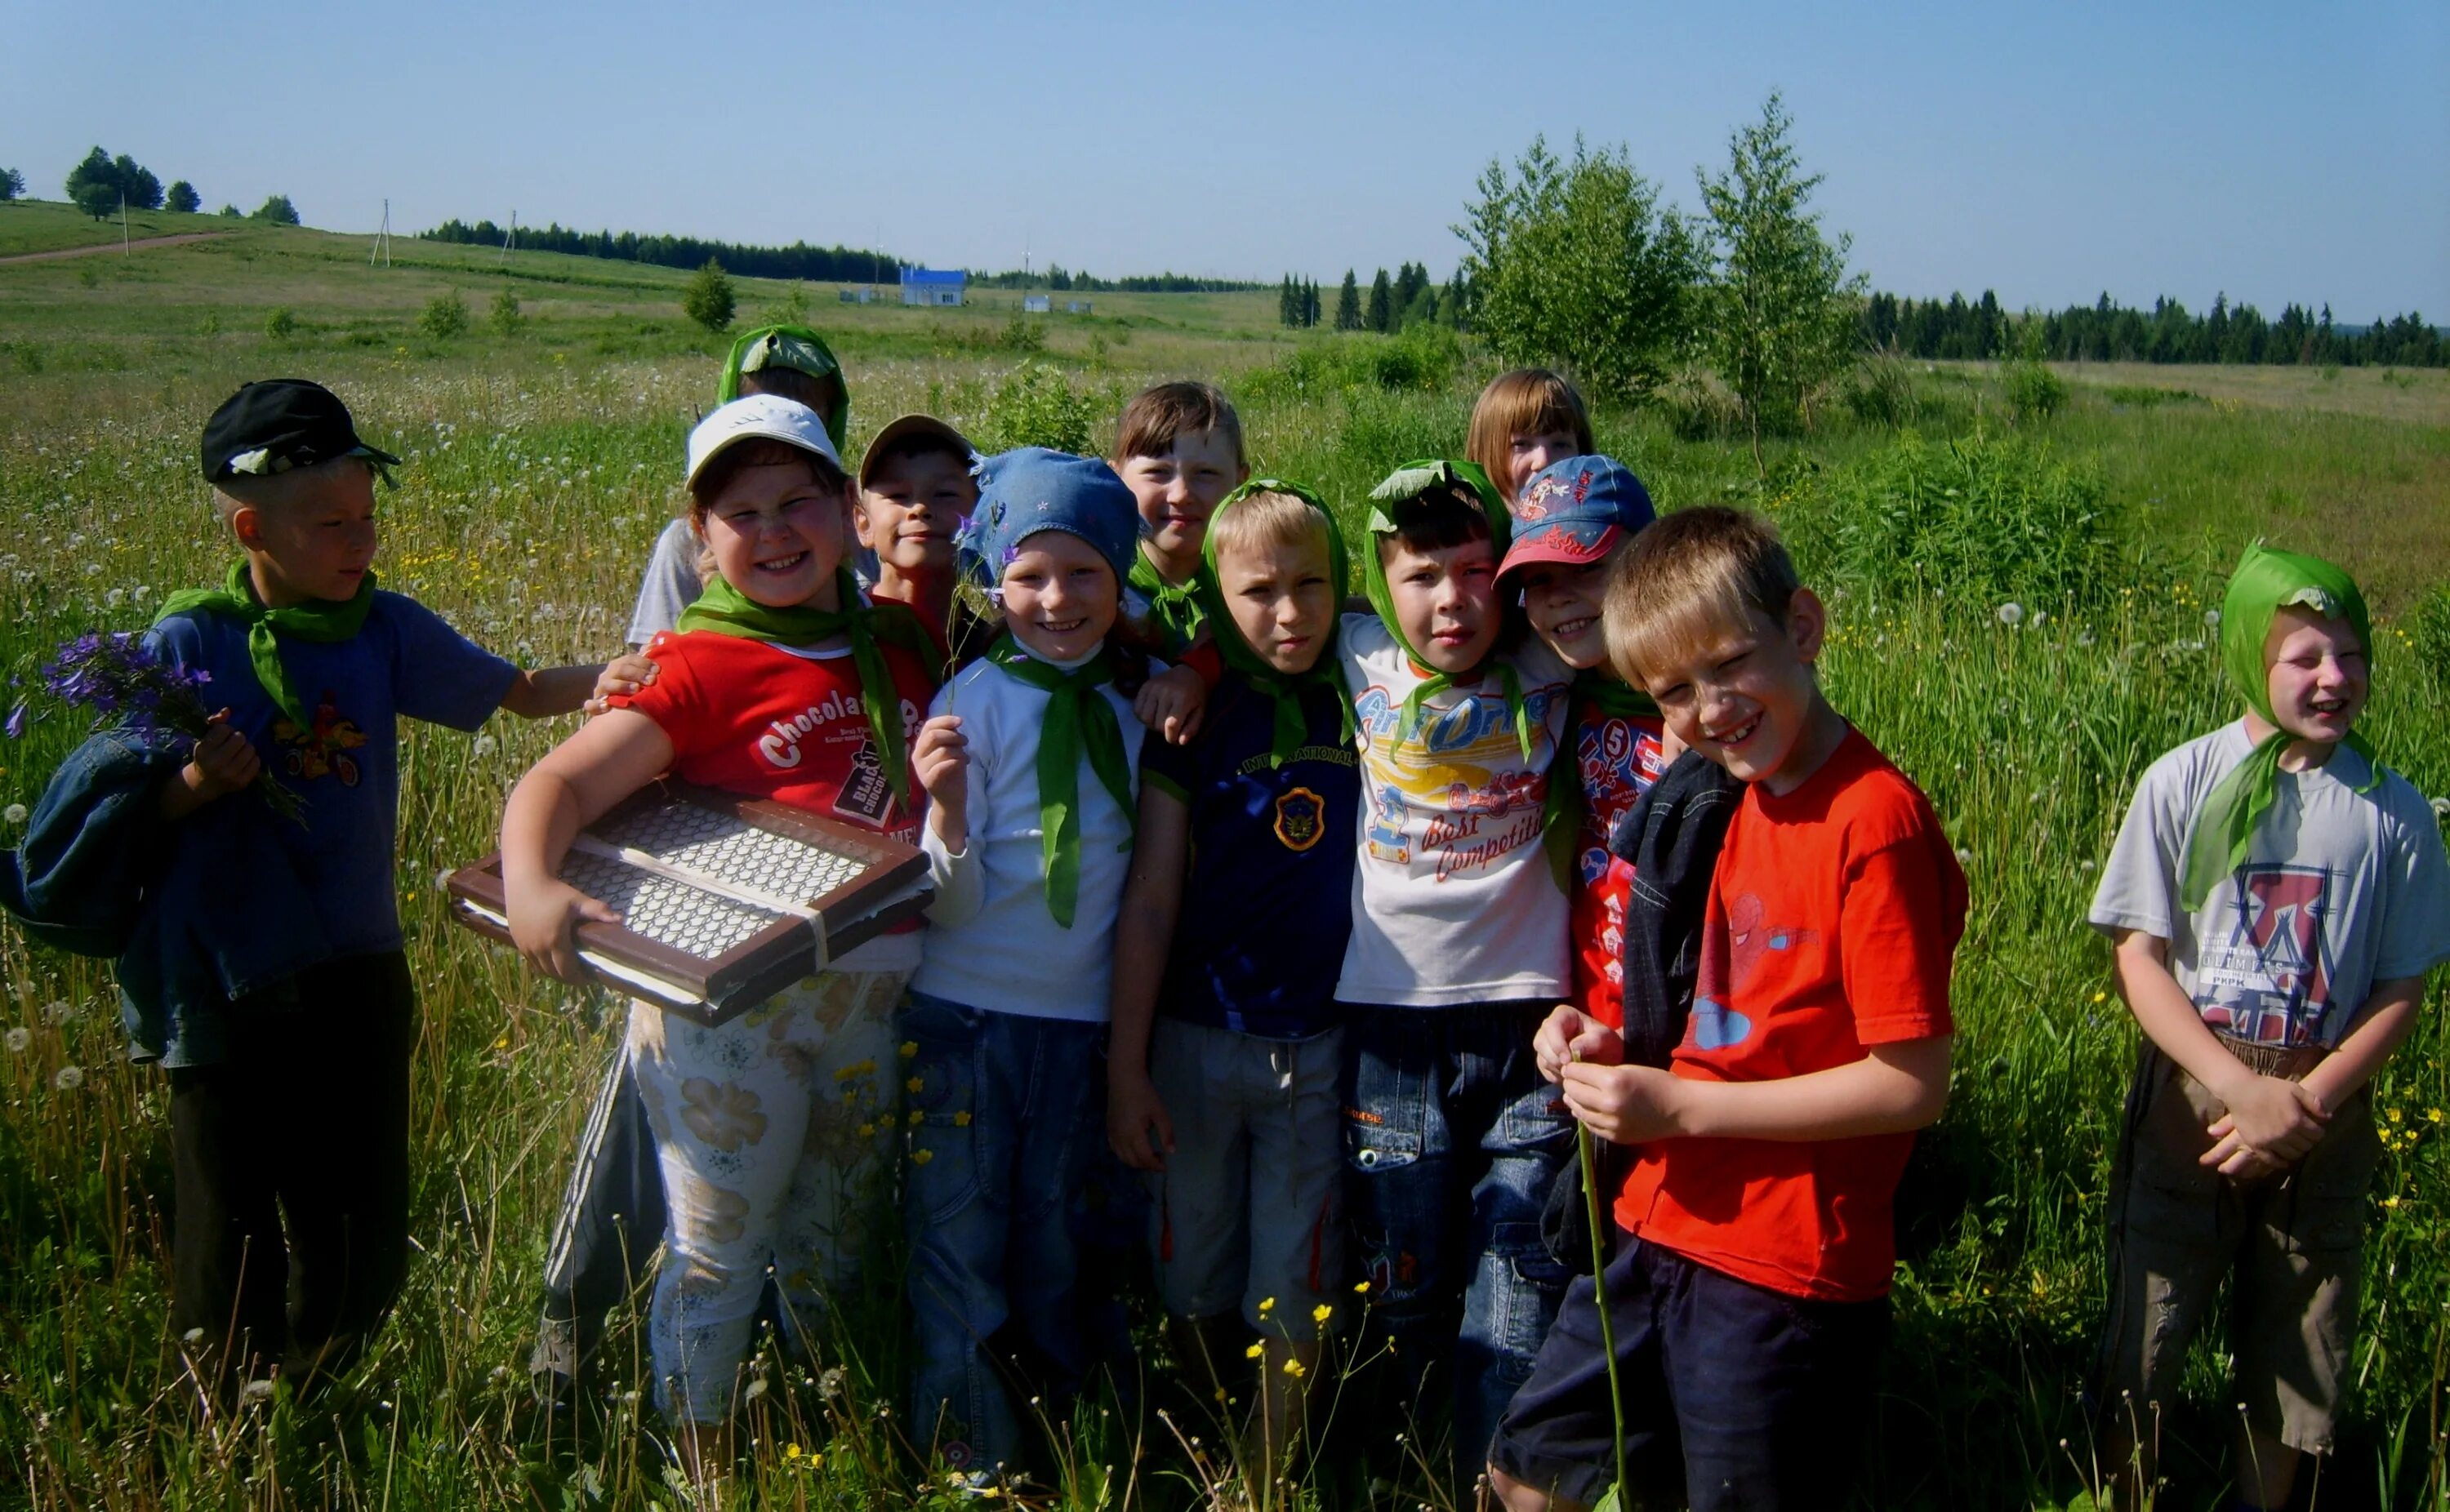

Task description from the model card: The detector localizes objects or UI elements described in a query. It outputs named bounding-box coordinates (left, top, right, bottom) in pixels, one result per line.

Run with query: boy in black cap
left=43, top=380, right=601, bottom=1403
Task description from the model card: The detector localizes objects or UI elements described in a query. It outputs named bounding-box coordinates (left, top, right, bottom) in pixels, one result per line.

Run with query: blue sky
left=7, top=0, right=2445, bottom=315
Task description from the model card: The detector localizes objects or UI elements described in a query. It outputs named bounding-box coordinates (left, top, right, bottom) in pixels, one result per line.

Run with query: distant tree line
left=1864, top=290, right=2444, bottom=368
left=42, top=145, right=284, bottom=223
left=1281, top=262, right=1464, bottom=331
left=969, top=265, right=1266, bottom=293
left=420, top=219, right=905, bottom=284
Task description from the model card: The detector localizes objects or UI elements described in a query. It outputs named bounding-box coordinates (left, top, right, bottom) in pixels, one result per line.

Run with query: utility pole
left=499, top=211, right=516, bottom=264
left=369, top=198, right=392, bottom=267
left=121, top=191, right=131, bottom=255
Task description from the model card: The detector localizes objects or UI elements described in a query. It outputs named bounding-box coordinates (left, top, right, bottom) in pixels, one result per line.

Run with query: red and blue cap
left=1496, top=454, right=1655, bottom=585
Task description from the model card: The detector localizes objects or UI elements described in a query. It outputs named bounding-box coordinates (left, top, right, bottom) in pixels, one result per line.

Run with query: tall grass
left=2, top=336, right=2447, bottom=1509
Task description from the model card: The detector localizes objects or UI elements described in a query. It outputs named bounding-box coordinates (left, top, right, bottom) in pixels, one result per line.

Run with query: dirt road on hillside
left=0, top=233, right=231, bottom=266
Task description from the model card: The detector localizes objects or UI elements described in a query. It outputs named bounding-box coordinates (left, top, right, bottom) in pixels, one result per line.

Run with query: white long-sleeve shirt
left=913, top=648, right=1148, bottom=1021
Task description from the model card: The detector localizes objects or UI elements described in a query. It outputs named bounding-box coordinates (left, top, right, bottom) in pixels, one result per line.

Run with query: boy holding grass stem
left=12, top=380, right=603, bottom=1406
left=1490, top=507, right=1964, bottom=1512
left=2086, top=545, right=2450, bottom=1510
left=1105, top=479, right=1359, bottom=1474
left=1331, top=458, right=1578, bottom=1473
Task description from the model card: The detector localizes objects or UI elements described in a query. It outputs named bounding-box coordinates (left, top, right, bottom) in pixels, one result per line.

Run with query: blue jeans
left=900, top=991, right=1104, bottom=1476
left=1339, top=1000, right=1575, bottom=1472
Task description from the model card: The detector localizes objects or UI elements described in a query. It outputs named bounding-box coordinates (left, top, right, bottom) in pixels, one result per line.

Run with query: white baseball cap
left=684, top=394, right=843, bottom=490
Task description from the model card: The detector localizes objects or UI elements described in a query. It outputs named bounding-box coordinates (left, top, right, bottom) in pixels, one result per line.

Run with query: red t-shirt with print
left=613, top=628, right=937, bottom=852
left=1613, top=727, right=1966, bottom=1302
left=1568, top=698, right=1670, bottom=1030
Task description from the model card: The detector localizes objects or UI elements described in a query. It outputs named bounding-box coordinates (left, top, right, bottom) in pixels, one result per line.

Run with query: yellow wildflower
left=2429, top=1109, right=2444, bottom=1124
left=1312, top=1304, right=1333, bottom=1325
left=1245, top=1342, right=1265, bottom=1360
left=2090, top=991, right=2106, bottom=1004
left=1281, top=1359, right=1306, bottom=1379
left=1257, top=1296, right=1275, bottom=1314
left=1353, top=1280, right=1371, bottom=1294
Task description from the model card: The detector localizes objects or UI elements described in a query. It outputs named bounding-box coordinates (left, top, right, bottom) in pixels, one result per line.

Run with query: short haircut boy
left=1605, top=506, right=1801, bottom=691
left=1466, top=368, right=1594, bottom=500
left=1490, top=505, right=1963, bottom=1510
left=1114, top=380, right=1245, bottom=470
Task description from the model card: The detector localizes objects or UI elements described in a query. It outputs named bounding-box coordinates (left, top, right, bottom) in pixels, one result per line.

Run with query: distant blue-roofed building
left=901, top=268, right=965, bottom=307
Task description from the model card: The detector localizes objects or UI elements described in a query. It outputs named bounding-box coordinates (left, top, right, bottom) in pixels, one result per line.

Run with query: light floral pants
left=627, top=969, right=905, bottom=1424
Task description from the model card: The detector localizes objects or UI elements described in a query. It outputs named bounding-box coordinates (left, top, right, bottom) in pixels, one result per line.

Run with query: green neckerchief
left=1194, top=478, right=1355, bottom=767
left=715, top=325, right=849, bottom=446
left=2178, top=544, right=2382, bottom=910
left=154, top=560, right=376, bottom=732
left=1542, top=670, right=1664, bottom=891
left=1358, top=459, right=1535, bottom=761
left=982, top=634, right=1136, bottom=927
left=675, top=570, right=944, bottom=808
left=1128, top=545, right=1208, bottom=655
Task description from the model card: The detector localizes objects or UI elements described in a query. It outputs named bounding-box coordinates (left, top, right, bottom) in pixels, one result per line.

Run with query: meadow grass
left=2, top=231, right=2448, bottom=1509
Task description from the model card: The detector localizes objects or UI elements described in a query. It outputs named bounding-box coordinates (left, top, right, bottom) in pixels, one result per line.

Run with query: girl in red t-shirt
left=500, top=397, right=967, bottom=1478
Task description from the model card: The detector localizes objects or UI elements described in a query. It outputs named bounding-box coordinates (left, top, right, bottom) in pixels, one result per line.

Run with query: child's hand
left=1535, top=1005, right=1622, bottom=1083
left=173, top=709, right=261, bottom=811
left=2209, top=1076, right=2331, bottom=1165
left=584, top=653, right=659, bottom=715
left=1107, top=1070, right=1176, bottom=1172
left=1134, top=664, right=1208, bottom=746
left=507, top=877, right=623, bottom=985
left=2198, top=1127, right=2289, bottom=1180
left=913, top=714, right=969, bottom=845
left=2203, top=1076, right=2330, bottom=1169
left=1559, top=1061, right=1682, bottom=1144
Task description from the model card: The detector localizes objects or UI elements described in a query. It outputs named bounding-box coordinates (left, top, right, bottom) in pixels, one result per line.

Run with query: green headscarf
left=1358, top=460, right=1535, bottom=761
left=1192, top=478, right=1355, bottom=767
left=2177, top=543, right=2382, bottom=910
left=981, top=634, right=1136, bottom=927
left=675, top=570, right=945, bottom=808
left=716, top=325, right=850, bottom=447
left=1127, top=545, right=1207, bottom=655
left=155, top=561, right=376, bottom=732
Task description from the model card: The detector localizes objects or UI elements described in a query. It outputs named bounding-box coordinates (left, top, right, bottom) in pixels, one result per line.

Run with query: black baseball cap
left=199, top=379, right=401, bottom=485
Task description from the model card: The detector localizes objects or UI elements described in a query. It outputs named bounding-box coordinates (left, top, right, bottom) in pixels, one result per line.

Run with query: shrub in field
left=1457, top=133, right=1701, bottom=402
left=2408, top=580, right=2450, bottom=692
left=1240, top=324, right=1462, bottom=404
left=252, top=193, right=300, bottom=225
left=1801, top=431, right=2134, bottom=613
left=1842, top=354, right=1915, bottom=429
left=1999, top=354, right=2066, bottom=422
left=263, top=305, right=297, bottom=340
left=997, top=309, right=1046, bottom=354
left=978, top=360, right=1098, bottom=454
left=417, top=291, right=470, bottom=340
left=681, top=257, right=735, bottom=333
left=489, top=286, right=523, bottom=336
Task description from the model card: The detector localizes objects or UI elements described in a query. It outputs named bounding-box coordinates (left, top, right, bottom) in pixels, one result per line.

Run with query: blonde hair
left=212, top=454, right=374, bottom=524
left=1208, top=489, right=1330, bottom=566
left=1605, top=506, right=1800, bottom=690
left=1466, top=369, right=1594, bottom=501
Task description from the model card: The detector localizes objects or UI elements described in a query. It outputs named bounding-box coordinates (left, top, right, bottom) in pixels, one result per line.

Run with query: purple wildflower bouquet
left=14, top=632, right=304, bottom=823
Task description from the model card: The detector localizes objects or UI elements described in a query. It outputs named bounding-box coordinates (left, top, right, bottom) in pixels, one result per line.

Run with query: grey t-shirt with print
left=2089, top=720, right=2450, bottom=1049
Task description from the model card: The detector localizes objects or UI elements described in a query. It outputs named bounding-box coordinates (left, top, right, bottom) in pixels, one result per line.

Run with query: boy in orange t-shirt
left=1486, top=508, right=1966, bottom=1512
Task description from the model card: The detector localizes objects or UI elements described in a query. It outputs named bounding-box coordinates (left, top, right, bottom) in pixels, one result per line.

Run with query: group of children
left=7, top=321, right=2444, bottom=1510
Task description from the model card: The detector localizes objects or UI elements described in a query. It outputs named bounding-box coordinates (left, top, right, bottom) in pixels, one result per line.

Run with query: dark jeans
left=1339, top=999, right=1575, bottom=1472
left=168, top=950, right=416, bottom=1400
left=900, top=991, right=1105, bottom=1477
left=532, top=1041, right=666, bottom=1382
left=1490, top=1234, right=1890, bottom=1511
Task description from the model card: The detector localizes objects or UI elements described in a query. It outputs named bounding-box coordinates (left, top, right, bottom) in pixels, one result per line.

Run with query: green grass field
left=2, top=211, right=2447, bottom=1510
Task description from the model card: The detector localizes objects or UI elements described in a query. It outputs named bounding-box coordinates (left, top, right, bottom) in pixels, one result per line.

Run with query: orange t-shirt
left=1613, top=728, right=1965, bottom=1302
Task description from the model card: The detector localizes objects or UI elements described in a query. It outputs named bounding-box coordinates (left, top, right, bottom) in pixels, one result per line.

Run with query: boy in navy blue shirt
left=1107, top=480, right=1359, bottom=1472
left=20, top=380, right=600, bottom=1404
